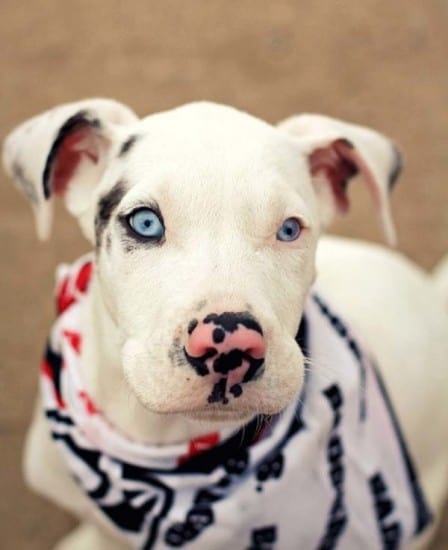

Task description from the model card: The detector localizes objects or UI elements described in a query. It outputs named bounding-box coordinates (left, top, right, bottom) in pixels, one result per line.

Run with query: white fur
left=434, top=255, right=448, bottom=309
left=3, top=100, right=448, bottom=548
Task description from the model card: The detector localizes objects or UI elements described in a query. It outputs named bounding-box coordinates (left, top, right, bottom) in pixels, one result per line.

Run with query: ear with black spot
left=2, top=98, right=137, bottom=241
left=278, top=114, right=403, bottom=245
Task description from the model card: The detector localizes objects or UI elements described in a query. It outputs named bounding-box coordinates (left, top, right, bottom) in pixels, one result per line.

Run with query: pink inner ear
left=52, top=127, right=99, bottom=196
left=309, top=139, right=359, bottom=214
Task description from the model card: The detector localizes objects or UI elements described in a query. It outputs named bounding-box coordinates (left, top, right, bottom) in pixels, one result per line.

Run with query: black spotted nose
left=184, top=312, right=266, bottom=380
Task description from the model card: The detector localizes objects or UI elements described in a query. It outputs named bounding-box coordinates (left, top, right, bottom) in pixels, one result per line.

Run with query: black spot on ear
left=118, top=135, right=139, bottom=158
left=388, top=145, right=402, bottom=190
left=95, top=180, right=127, bottom=247
left=43, top=110, right=100, bottom=200
left=339, top=138, right=355, bottom=149
left=124, top=242, right=137, bottom=253
left=11, top=161, right=38, bottom=204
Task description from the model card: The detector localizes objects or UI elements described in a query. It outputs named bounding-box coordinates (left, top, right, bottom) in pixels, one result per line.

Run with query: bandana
left=41, top=255, right=432, bottom=549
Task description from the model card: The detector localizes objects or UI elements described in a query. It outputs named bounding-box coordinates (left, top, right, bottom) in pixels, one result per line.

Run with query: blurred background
left=1, top=1, right=447, bottom=547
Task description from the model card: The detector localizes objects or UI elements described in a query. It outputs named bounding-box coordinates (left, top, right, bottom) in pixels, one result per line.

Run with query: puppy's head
left=3, top=100, right=401, bottom=422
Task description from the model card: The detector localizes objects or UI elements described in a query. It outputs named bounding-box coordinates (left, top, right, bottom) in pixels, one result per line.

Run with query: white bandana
left=41, top=256, right=432, bottom=549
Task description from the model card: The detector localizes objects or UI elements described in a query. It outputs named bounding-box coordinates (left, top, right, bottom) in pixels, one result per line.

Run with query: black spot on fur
left=213, top=349, right=244, bottom=375
left=187, top=319, right=198, bottom=335
left=212, top=328, right=225, bottom=343
left=388, top=145, right=403, bottom=190
left=229, top=384, right=242, bottom=398
left=203, top=312, right=263, bottom=335
left=123, top=242, right=137, bottom=254
left=118, top=134, right=138, bottom=158
left=242, top=358, right=265, bottom=382
left=43, top=110, right=101, bottom=200
left=184, top=345, right=264, bottom=382
left=94, top=180, right=127, bottom=247
left=211, top=350, right=263, bottom=381
left=207, top=378, right=228, bottom=404
left=183, top=347, right=217, bottom=376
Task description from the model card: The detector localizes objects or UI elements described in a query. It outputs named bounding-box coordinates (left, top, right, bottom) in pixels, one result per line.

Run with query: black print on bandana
left=47, top=419, right=174, bottom=550
left=313, top=295, right=433, bottom=538
left=164, top=519, right=206, bottom=548
left=247, top=525, right=277, bottom=549
left=317, top=384, right=347, bottom=550
left=371, top=366, right=433, bottom=536
left=43, top=342, right=64, bottom=406
left=224, top=449, right=250, bottom=476
left=312, top=295, right=367, bottom=420
left=165, top=450, right=250, bottom=546
left=42, top=269, right=435, bottom=550
left=369, top=472, right=402, bottom=550
left=255, top=452, right=284, bottom=492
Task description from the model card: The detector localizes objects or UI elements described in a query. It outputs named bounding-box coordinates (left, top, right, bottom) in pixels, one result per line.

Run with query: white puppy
left=3, top=100, right=448, bottom=549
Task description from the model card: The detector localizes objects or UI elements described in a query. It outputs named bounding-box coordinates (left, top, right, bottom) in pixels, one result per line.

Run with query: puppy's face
left=3, top=99, right=398, bottom=423
left=95, top=104, right=319, bottom=421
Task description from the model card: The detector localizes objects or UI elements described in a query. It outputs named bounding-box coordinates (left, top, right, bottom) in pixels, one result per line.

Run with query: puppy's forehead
left=137, top=102, right=279, bottom=145
left=120, top=102, right=303, bottom=184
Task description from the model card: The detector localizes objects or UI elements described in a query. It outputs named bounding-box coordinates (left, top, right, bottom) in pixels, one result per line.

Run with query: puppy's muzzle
left=183, top=312, right=265, bottom=402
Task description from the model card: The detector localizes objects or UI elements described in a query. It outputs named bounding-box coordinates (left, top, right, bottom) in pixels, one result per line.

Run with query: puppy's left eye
left=127, top=208, right=165, bottom=239
left=276, top=218, right=302, bottom=242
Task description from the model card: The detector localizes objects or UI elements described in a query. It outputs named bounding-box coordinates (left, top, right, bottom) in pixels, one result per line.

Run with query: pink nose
left=184, top=312, right=266, bottom=382
left=186, top=322, right=266, bottom=360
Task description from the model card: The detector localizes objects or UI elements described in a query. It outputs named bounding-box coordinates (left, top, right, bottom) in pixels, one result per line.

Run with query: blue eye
left=276, top=218, right=302, bottom=242
left=128, top=208, right=165, bottom=240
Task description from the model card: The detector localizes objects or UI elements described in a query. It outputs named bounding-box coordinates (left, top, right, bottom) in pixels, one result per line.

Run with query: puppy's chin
left=121, top=336, right=304, bottom=419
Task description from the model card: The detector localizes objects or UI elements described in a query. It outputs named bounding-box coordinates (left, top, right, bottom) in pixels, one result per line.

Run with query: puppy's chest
left=41, top=257, right=432, bottom=549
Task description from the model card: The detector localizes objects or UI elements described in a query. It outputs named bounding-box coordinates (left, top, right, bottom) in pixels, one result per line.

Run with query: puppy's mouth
left=171, top=334, right=267, bottom=408
left=122, top=332, right=304, bottom=419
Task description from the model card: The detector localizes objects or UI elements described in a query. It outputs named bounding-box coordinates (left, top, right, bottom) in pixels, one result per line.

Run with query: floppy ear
left=2, top=98, right=137, bottom=241
left=278, top=114, right=402, bottom=245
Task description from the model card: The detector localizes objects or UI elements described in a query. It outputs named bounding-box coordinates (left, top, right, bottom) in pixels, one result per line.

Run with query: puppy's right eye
left=276, top=217, right=302, bottom=242
left=127, top=208, right=165, bottom=240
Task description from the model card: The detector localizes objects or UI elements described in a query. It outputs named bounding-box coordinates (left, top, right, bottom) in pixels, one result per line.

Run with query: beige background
left=1, top=1, right=447, bottom=547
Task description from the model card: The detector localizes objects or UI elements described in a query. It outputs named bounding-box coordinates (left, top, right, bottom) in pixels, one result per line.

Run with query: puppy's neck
left=81, top=273, right=246, bottom=446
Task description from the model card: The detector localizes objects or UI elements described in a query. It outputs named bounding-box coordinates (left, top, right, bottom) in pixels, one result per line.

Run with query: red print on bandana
left=177, top=433, right=220, bottom=465
left=56, top=261, right=93, bottom=314
left=78, top=390, right=98, bottom=415
left=63, top=330, right=82, bottom=354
